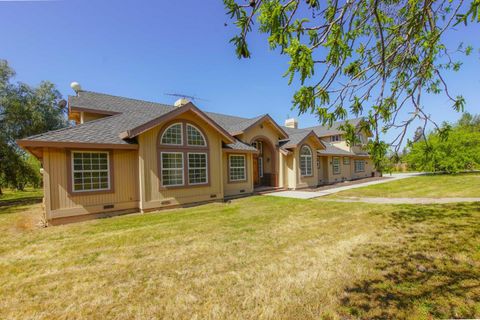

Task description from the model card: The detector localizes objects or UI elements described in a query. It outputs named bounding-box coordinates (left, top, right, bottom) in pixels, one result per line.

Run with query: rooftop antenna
left=165, top=93, right=209, bottom=103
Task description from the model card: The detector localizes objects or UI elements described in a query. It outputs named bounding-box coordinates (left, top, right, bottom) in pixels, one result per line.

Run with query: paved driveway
left=266, top=172, right=423, bottom=200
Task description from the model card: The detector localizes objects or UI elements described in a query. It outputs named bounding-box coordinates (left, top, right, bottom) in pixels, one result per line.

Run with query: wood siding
left=44, top=147, right=139, bottom=219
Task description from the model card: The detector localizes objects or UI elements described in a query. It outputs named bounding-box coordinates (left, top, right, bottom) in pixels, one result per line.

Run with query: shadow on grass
left=340, top=203, right=480, bottom=319
left=0, top=197, right=43, bottom=210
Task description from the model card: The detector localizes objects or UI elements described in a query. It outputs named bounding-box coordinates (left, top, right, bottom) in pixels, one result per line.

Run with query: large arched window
left=300, top=145, right=313, bottom=176
left=158, top=121, right=209, bottom=187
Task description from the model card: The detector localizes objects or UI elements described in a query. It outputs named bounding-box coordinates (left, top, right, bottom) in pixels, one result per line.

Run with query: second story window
left=330, top=135, right=342, bottom=142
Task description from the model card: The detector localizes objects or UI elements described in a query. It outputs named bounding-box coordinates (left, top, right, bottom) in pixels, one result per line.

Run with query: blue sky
left=1, top=0, right=479, bottom=144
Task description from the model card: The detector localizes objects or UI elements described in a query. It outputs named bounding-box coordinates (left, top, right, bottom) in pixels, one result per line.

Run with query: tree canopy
left=223, top=0, right=480, bottom=170
left=0, top=59, right=67, bottom=192
left=405, top=113, right=480, bottom=173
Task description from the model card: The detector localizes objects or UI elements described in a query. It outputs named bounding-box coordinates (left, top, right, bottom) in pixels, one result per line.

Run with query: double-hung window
left=300, top=146, right=313, bottom=176
left=354, top=160, right=365, bottom=173
left=343, top=157, right=350, bottom=165
left=72, top=151, right=110, bottom=192
left=188, top=153, right=208, bottom=184
left=229, top=155, right=246, bottom=181
left=332, top=157, right=341, bottom=174
left=160, top=152, right=184, bottom=186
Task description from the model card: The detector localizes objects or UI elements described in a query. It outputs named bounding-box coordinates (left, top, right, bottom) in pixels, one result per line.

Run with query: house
left=17, top=88, right=374, bottom=224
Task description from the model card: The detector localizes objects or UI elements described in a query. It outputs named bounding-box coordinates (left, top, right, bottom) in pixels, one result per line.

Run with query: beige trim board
left=50, top=201, right=139, bottom=219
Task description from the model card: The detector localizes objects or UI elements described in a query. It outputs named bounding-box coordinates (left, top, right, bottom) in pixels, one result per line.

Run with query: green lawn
left=0, top=187, right=43, bottom=205
left=0, top=186, right=479, bottom=319
left=330, top=173, right=480, bottom=198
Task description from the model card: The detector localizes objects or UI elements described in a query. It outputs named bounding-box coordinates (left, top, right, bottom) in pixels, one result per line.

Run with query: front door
left=253, top=155, right=260, bottom=185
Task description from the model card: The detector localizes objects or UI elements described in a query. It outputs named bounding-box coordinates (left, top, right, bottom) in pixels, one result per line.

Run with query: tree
left=0, top=59, right=67, bottom=193
left=223, top=0, right=480, bottom=168
left=405, top=115, right=480, bottom=172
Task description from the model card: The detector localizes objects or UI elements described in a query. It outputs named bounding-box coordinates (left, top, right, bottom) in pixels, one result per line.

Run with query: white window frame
left=332, top=157, right=341, bottom=175
left=186, top=124, right=207, bottom=147
left=160, top=123, right=183, bottom=146
left=258, top=156, right=264, bottom=178
left=187, top=152, right=208, bottom=185
left=300, top=145, right=313, bottom=177
left=160, top=152, right=185, bottom=187
left=229, top=154, right=246, bottom=182
left=331, top=135, right=342, bottom=142
left=354, top=160, right=365, bottom=173
left=71, top=151, right=110, bottom=193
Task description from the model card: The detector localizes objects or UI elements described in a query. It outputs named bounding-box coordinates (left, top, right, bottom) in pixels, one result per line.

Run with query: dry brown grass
left=0, top=195, right=479, bottom=319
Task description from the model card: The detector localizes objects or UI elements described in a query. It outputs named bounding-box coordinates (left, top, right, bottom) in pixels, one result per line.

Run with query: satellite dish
left=70, top=82, right=82, bottom=93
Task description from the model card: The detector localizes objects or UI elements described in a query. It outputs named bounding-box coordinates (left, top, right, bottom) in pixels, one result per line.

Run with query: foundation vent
left=103, top=204, right=114, bottom=210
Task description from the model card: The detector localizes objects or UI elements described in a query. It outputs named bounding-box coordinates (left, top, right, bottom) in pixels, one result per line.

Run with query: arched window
left=187, top=124, right=206, bottom=146
left=158, top=121, right=209, bottom=187
left=161, top=123, right=183, bottom=145
left=300, top=145, right=313, bottom=176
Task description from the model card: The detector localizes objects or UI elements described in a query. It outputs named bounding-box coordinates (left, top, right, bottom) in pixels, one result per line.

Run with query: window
left=330, top=135, right=342, bottom=142
left=300, top=145, right=313, bottom=176
left=258, top=157, right=263, bottom=177
left=252, top=141, right=263, bottom=154
left=188, top=153, right=208, bottom=184
left=161, top=123, right=183, bottom=145
left=161, top=152, right=184, bottom=186
left=332, top=157, right=341, bottom=174
left=229, top=155, right=246, bottom=181
left=158, top=121, right=209, bottom=188
left=343, top=157, right=350, bottom=165
left=354, top=160, right=365, bottom=172
left=72, top=151, right=110, bottom=192
left=187, top=124, right=206, bottom=146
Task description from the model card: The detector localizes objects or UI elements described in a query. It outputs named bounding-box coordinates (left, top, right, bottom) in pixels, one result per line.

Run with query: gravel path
left=323, top=197, right=480, bottom=204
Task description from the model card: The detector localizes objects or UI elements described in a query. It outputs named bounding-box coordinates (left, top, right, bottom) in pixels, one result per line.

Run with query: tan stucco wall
left=138, top=110, right=224, bottom=211
left=223, top=153, right=254, bottom=197
left=43, top=148, right=139, bottom=220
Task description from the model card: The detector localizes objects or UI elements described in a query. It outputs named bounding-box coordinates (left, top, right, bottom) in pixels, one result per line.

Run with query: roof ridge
left=75, top=90, right=175, bottom=108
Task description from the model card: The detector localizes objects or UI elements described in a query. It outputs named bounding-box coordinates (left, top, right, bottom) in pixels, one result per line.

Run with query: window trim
left=332, top=157, right=341, bottom=175
left=300, top=145, right=313, bottom=177
left=354, top=159, right=365, bottom=173
left=228, top=154, right=247, bottom=183
left=187, top=152, right=208, bottom=185
left=258, top=156, right=264, bottom=178
left=186, top=123, right=207, bottom=147
left=160, top=122, right=184, bottom=146
left=157, top=120, right=210, bottom=190
left=67, top=150, right=114, bottom=195
left=160, top=151, right=185, bottom=187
